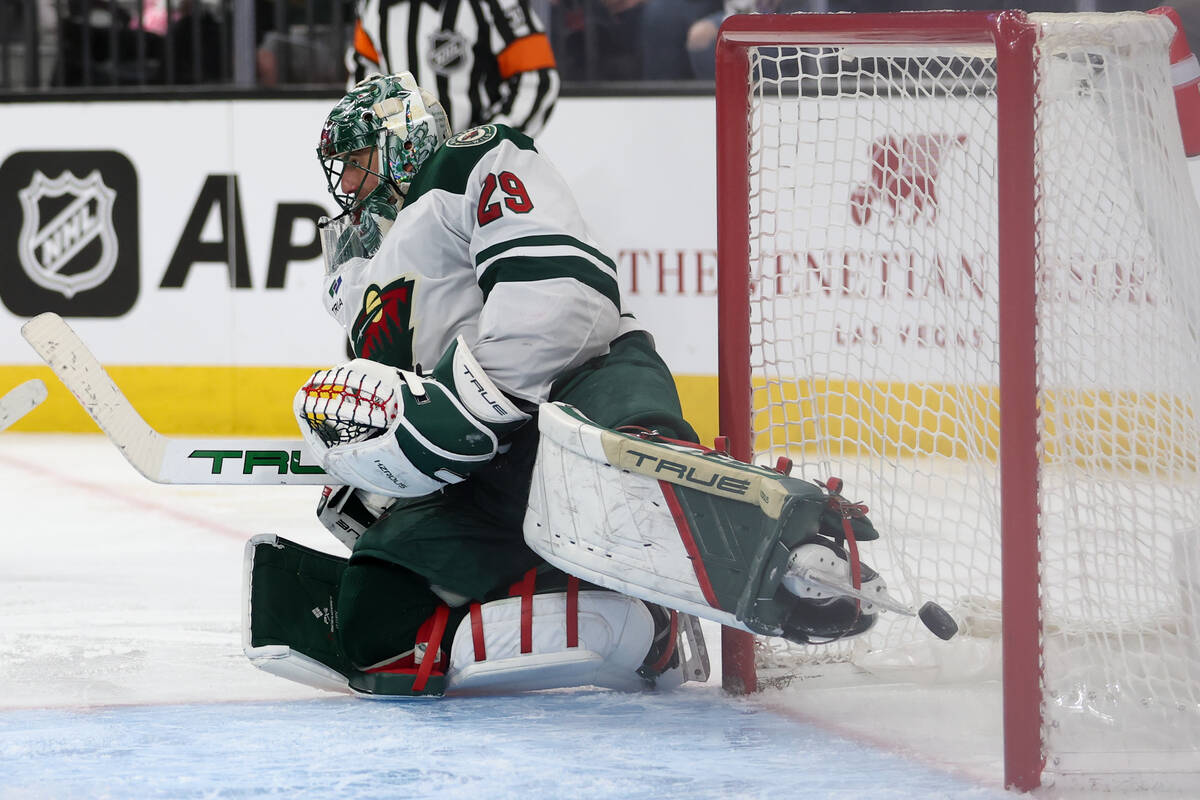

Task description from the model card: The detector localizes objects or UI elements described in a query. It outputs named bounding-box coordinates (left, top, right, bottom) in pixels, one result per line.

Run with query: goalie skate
left=783, top=542, right=891, bottom=611
left=525, top=402, right=897, bottom=645
left=637, top=603, right=711, bottom=687
left=676, top=611, right=711, bottom=683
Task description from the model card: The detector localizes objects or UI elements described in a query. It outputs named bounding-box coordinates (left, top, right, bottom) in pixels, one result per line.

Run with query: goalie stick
left=0, top=378, right=48, bottom=432
left=20, top=312, right=327, bottom=485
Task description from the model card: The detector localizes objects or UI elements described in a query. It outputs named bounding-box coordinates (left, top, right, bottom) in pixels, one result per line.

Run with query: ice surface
left=1, top=692, right=1011, bottom=800
left=0, top=433, right=1167, bottom=799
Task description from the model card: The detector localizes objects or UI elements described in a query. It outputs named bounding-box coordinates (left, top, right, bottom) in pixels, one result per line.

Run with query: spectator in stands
left=129, top=0, right=173, bottom=34
left=52, top=0, right=135, bottom=85
left=639, top=0, right=724, bottom=79
left=257, top=0, right=354, bottom=86
left=683, top=0, right=810, bottom=80
left=555, top=0, right=647, bottom=82
left=166, top=1, right=228, bottom=83
left=682, top=0, right=755, bottom=80
left=348, top=0, right=559, bottom=137
left=1, top=0, right=57, bottom=89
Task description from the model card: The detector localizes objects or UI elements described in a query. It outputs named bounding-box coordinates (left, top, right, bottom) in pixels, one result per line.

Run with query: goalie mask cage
left=715, top=10, right=1200, bottom=793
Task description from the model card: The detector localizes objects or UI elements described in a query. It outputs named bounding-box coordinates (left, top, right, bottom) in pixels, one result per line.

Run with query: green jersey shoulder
left=406, top=125, right=538, bottom=205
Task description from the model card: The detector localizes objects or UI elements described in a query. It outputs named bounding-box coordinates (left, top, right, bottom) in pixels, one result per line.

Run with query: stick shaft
left=20, top=313, right=327, bottom=485
left=0, top=379, right=48, bottom=432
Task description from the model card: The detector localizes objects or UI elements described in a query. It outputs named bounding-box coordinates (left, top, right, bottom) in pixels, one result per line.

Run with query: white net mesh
left=736, top=11, right=1200, bottom=778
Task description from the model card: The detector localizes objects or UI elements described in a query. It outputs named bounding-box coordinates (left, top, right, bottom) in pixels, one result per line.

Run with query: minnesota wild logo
left=447, top=125, right=497, bottom=148
left=351, top=276, right=417, bottom=367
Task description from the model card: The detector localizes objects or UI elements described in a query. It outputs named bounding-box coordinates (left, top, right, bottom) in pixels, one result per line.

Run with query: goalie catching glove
left=295, top=336, right=530, bottom=497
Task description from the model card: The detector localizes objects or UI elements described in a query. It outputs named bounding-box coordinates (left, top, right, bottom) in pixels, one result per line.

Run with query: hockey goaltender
left=244, top=72, right=952, bottom=698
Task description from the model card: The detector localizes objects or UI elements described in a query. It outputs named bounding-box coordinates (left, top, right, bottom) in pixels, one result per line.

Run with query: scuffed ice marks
left=0, top=691, right=1011, bottom=799
left=0, top=631, right=148, bottom=705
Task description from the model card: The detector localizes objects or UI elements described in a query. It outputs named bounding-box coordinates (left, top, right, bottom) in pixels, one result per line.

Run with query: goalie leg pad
left=244, top=537, right=706, bottom=697
left=341, top=590, right=696, bottom=697
left=524, top=402, right=879, bottom=644
left=243, top=534, right=354, bottom=694
left=244, top=536, right=454, bottom=697
left=445, top=591, right=655, bottom=694
left=442, top=587, right=707, bottom=694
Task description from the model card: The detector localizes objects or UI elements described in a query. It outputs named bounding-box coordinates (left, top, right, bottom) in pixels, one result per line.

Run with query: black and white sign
left=0, top=150, right=139, bottom=317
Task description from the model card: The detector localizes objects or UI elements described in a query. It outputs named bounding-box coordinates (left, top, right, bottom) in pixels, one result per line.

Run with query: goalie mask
left=316, top=72, right=452, bottom=274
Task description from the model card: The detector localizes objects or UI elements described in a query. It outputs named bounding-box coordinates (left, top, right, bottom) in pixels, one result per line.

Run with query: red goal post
left=715, top=9, right=1200, bottom=793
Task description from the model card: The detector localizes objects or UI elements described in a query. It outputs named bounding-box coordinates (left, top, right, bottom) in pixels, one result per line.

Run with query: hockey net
left=715, top=10, right=1200, bottom=791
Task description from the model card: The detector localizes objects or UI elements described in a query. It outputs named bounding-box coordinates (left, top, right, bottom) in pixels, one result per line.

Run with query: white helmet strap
left=372, top=96, right=414, bottom=136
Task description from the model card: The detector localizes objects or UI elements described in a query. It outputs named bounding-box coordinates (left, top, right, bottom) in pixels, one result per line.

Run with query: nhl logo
left=427, top=30, right=468, bottom=75
left=17, top=170, right=118, bottom=299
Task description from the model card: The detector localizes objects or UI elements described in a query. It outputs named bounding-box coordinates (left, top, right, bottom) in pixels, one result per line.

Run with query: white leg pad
left=445, top=591, right=654, bottom=694
left=525, top=402, right=754, bottom=631
left=244, top=645, right=353, bottom=694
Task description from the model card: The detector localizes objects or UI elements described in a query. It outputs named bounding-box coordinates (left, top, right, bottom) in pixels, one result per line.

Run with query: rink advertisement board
left=2, top=95, right=1198, bottom=440
left=0, top=97, right=721, bottom=437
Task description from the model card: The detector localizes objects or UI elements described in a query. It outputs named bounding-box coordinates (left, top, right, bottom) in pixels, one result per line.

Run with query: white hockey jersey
left=322, top=124, right=642, bottom=404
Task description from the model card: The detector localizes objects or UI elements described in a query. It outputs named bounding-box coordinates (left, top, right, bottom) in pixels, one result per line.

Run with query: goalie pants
left=337, top=331, right=698, bottom=670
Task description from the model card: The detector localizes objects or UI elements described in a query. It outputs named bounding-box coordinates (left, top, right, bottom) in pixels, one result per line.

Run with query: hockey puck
left=918, top=601, right=959, bottom=640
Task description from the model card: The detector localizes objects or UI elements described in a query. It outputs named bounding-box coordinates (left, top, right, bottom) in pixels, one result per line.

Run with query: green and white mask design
left=316, top=72, right=452, bottom=272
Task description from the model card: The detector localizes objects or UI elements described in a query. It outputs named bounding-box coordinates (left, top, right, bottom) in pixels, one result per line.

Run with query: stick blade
left=20, top=312, right=167, bottom=480
left=0, top=378, right=48, bottom=432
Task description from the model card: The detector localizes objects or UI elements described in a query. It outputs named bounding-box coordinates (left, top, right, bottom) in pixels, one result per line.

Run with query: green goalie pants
left=337, top=330, right=698, bottom=671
